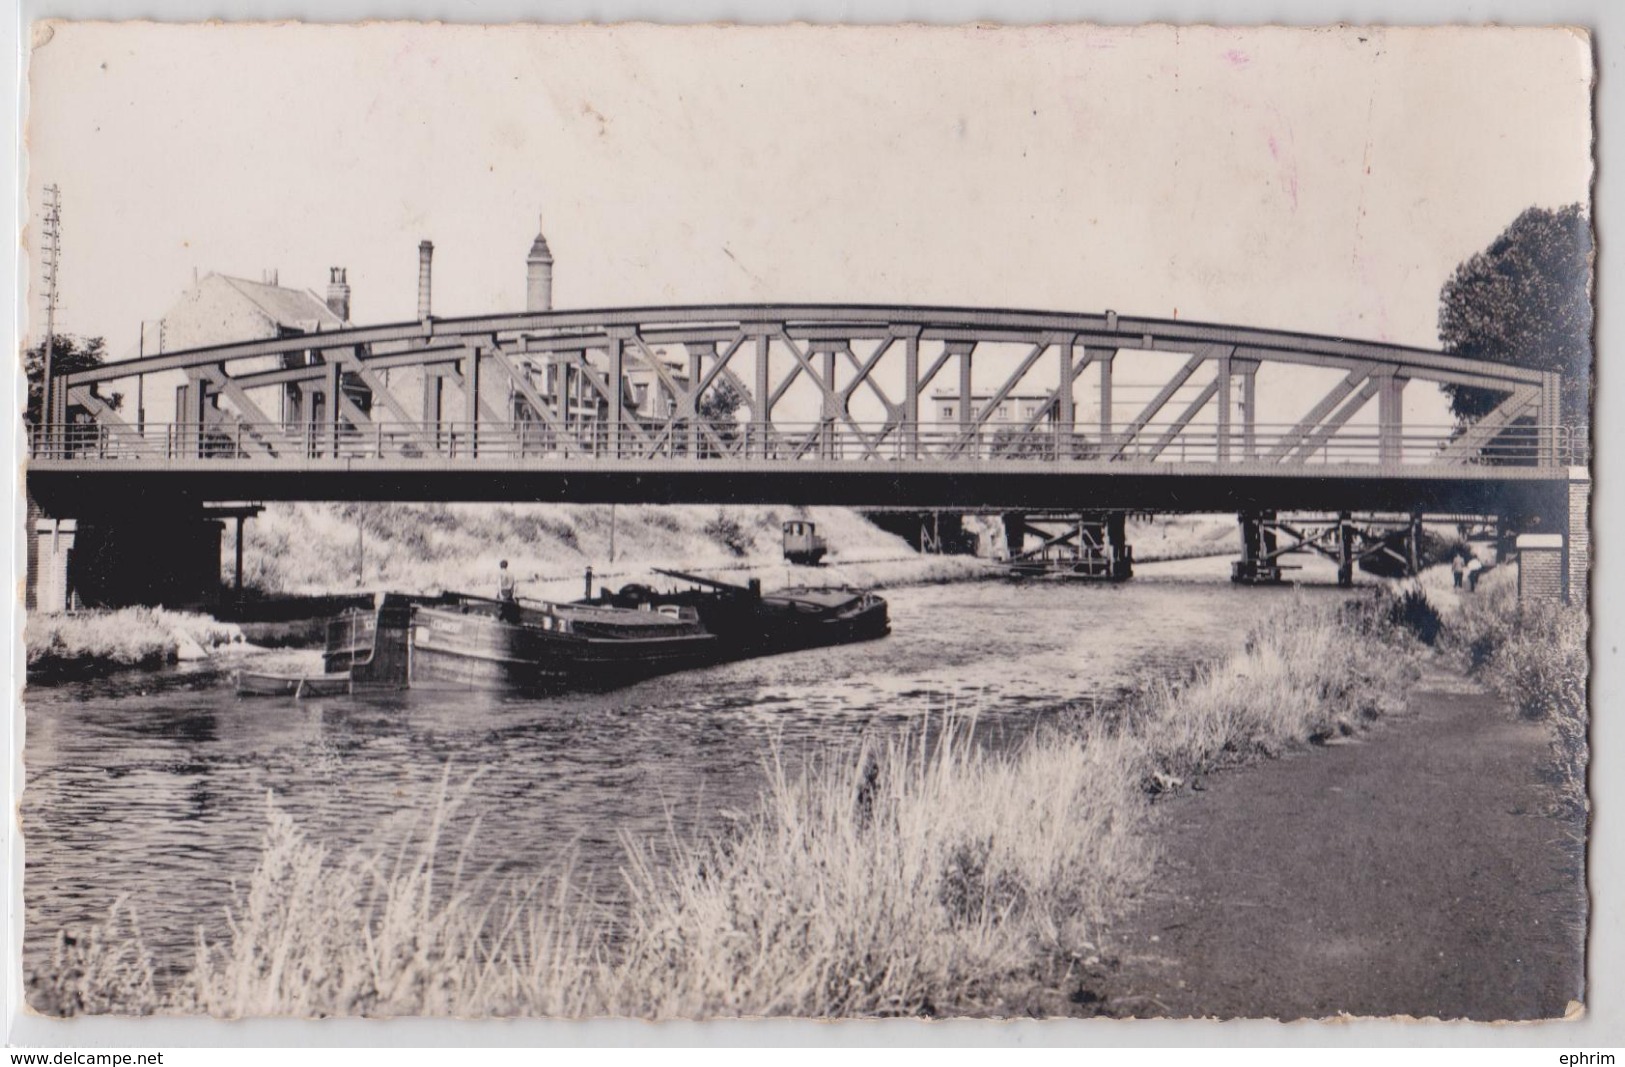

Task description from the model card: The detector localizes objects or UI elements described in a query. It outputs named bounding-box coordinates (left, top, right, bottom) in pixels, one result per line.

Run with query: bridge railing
left=28, top=419, right=1589, bottom=468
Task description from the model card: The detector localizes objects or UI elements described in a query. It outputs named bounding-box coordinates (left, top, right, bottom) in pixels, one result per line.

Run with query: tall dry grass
left=183, top=773, right=604, bottom=1018
left=26, top=608, right=243, bottom=677
left=1110, top=591, right=1418, bottom=788
left=33, top=595, right=1420, bottom=1019
left=601, top=715, right=1151, bottom=1017
left=1443, top=568, right=1589, bottom=820
left=239, top=502, right=921, bottom=596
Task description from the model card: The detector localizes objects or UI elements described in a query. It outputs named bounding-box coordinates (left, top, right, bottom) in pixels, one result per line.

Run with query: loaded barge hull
left=324, top=579, right=888, bottom=693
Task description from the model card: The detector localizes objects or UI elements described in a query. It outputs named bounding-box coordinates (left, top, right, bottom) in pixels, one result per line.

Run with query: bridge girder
left=34, top=304, right=1577, bottom=512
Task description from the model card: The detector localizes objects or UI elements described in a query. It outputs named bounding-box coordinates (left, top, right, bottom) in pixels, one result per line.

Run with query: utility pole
left=40, top=184, right=62, bottom=444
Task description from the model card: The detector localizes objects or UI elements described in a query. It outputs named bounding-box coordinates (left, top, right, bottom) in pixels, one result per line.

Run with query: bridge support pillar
left=29, top=511, right=78, bottom=613
left=1232, top=510, right=1284, bottom=584
left=1105, top=511, right=1133, bottom=580
left=1002, top=512, right=1025, bottom=560
left=1337, top=512, right=1355, bottom=588
left=1568, top=467, right=1590, bottom=605
left=26, top=504, right=230, bottom=612
left=1516, top=468, right=1590, bottom=605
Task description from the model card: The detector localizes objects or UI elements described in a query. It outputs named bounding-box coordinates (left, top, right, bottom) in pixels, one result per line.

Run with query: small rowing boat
left=236, top=669, right=353, bottom=698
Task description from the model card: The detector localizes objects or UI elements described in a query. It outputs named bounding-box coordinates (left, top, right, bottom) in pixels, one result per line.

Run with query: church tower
left=526, top=214, right=554, bottom=312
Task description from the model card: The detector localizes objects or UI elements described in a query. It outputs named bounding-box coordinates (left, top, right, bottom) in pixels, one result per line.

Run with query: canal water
left=22, top=555, right=1364, bottom=980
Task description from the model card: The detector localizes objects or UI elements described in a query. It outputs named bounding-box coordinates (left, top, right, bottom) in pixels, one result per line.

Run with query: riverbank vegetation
left=1441, top=568, right=1589, bottom=821
left=237, top=502, right=935, bottom=597
left=31, top=588, right=1428, bottom=1019
left=25, top=608, right=242, bottom=679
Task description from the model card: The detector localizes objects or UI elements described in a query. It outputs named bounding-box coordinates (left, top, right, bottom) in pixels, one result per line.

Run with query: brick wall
left=1518, top=534, right=1565, bottom=602
left=1568, top=469, right=1590, bottom=605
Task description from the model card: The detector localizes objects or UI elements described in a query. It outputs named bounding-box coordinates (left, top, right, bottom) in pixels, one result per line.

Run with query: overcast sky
left=25, top=22, right=1592, bottom=403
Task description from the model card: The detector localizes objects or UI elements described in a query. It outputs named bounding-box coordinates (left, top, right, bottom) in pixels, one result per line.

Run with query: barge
left=321, top=574, right=888, bottom=693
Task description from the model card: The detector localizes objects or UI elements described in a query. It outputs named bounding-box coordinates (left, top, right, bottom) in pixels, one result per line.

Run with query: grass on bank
left=25, top=608, right=243, bottom=677
left=1441, top=568, right=1589, bottom=821
left=31, top=590, right=1426, bottom=1019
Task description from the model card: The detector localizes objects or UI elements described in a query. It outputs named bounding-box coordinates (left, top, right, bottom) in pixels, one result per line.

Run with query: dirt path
left=1100, top=663, right=1586, bottom=1021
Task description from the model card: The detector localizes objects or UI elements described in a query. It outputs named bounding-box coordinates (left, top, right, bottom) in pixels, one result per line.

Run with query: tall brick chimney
left=326, top=267, right=351, bottom=322
left=417, top=240, right=434, bottom=320
left=526, top=214, right=553, bottom=312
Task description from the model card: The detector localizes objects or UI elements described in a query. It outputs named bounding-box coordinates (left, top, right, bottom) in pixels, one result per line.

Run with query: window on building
left=942, top=404, right=956, bottom=421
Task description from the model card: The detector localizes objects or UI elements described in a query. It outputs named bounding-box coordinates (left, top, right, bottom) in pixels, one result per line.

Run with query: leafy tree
left=1437, top=204, right=1592, bottom=424
left=23, top=334, right=121, bottom=428
left=695, top=374, right=748, bottom=456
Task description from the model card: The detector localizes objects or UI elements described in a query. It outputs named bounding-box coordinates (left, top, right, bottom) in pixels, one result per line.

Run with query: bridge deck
left=27, top=455, right=1574, bottom=516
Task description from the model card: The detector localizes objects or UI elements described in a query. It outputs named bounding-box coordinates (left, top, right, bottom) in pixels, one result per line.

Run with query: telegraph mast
left=40, top=184, right=62, bottom=434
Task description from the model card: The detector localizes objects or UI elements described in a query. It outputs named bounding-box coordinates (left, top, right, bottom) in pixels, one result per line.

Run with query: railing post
left=1057, top=336, right=1076, bottom=461
left=1098, top=352, right=1115, bottom=459
left=752, top=328, right=772, bottom=459
left=1377, top=368, right=1406, bottom=467
left=462, top=344, right=481, bottom=459
left=1236, top=359, right=1259, bottom=461
left=901, top=326, right=921, bottom=459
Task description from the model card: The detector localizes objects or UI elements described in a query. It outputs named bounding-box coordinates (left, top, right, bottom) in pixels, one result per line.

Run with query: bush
left=702, top=511, right=751, bottom=557
left=1382, top=583, right=1444, bottom=646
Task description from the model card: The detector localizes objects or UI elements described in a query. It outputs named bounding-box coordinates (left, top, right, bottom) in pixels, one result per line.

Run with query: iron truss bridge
left=28, top=305, right=1584, bottom=515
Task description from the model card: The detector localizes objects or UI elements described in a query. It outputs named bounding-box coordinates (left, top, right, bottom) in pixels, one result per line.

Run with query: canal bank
left=30, top=554, right=1580, bottom=1021
left=1097, top=661, right=1585, bottom=1021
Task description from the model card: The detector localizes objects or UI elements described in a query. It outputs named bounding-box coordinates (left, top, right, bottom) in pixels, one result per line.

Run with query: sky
left=22, top=22, right=1594, bottom=424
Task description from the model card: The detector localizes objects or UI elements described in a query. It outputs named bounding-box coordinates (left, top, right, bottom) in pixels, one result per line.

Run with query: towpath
left=1100, top=662, right=1586, bottom=1021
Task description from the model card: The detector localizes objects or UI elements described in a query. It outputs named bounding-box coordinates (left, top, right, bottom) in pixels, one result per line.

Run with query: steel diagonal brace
left=1288, top=379, right=1380, bottom=464
left=947, top=339, right=1054, bottom=456
left=1143, top=379, right=1220, bottom=461
left=690, top=334, right=748, bottom=414
left=1435, top=385, right=1541, bottom=462
left=1012, top=346, right=1098, bottom=438
left=839, top=342, right=905, bottom=449
left=572, top=359, right=655, bottom=448
left=774, top=330, right=888, bottom=460
left=1265, top=367, right=1375, bottom=462
left=1106, top=353, right=1205, bottom=460
left=1270, top=521, right=1342, bottom=563
left=440, top=365, right=508, bottom=427
left=197, top=365, right=301, bottom=456
left=626, top=331, right=695, bottom=418
left=915, top=342, right=964, bottom=398
left=332, top=347, right=430, bottom=430
left=65, top=386, right=161, bottom=456
left=484, top=348, right=573, bottom=439
left=1011, top=524, right=1084, bottom=562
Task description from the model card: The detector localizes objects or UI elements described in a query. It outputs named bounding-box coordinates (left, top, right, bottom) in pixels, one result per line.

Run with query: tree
left=1437, top=204, right=1592, bottom=424
left=695, top=373, right=747, bottom=456
left=23, top=334, right=120, bottom=428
